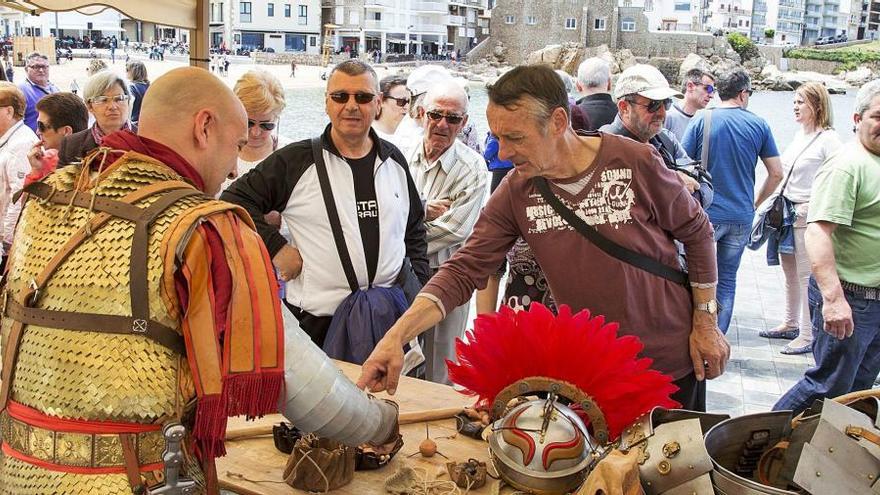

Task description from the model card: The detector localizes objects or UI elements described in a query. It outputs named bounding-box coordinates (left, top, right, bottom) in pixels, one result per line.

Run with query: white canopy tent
left=0, top=0, right=209, bottom=68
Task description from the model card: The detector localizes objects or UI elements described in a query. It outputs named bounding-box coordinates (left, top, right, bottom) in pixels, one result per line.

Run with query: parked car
left=814, top=36, right=830, bottom=45
left=837, top=33, right=848, bottom=43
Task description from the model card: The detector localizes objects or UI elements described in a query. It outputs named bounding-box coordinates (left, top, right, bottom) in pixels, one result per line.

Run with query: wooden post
left=191, top=0, right=209, bottom=69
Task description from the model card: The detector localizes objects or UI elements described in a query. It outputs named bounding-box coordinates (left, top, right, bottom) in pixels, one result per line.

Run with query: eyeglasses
left=248, top=119, right=277, bottom=131
left=626, top=97, right=673, bottom=113
left=697, top=83, right=715, bottom=94
left=37, top=121, right=52, bottom=133
left=742, top=89, right=754, bottom=96
left=384, top=95, right=410, bottom=107
left=328, top=92, right=376, bottom=104
left=27, top=64, right=49, bottom=71
left=426, top=110, right=465, bottom=125
left=89, top=94, right=130, bottom=106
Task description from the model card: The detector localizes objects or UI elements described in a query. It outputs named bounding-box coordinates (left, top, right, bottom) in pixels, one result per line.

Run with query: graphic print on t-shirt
left=527, top=167, right=635, bottom=234
left=356, top=200, right=379, bottom=218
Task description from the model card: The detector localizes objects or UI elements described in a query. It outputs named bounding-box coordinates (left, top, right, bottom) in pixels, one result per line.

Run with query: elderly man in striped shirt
left=407, top=80, right=488, bottom=384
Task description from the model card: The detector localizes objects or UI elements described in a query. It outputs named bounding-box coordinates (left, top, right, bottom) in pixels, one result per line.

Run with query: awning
left=0, top=1, right=207, bottom=67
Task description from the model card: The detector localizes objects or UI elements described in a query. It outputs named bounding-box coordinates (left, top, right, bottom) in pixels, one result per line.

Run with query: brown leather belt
left=0, top=411, right=164, bottom=470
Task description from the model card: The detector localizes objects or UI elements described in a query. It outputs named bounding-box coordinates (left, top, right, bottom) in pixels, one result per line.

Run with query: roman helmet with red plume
left=446, top=303, right=680, bottom=494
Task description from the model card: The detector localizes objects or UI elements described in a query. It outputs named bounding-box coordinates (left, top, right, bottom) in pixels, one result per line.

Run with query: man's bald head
left=138, top=67, right=248, bottom=195
left=139, top=67, right=244, bottom=132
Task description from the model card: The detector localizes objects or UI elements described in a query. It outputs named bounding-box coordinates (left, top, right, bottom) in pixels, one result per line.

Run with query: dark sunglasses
left=697, top=83, right=715, bottom=94
left=627, top=97, right=673, bottom=113
left=426, top=110, right=465, bottom=125
left=37, top=121, right=51, bottom=133
left=384, top=95, right=410, bottom=107
left=328, top=92, right=376, bottom=104
left=247, top=119, right=277, bottom=131
left=742, top=88, right=754, bottom=96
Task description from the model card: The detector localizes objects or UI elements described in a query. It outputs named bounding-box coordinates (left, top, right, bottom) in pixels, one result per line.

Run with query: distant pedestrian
left=290, top=60, right=296, bottom=77
left=4, top=59, right=11, bottom=82
left=223, top=54, right=230, bottom=77
left=69, top=78, right=79, bottom=95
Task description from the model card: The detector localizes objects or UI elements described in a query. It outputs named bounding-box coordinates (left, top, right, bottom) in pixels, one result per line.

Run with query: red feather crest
left=446, top=303, right=680, bottom=441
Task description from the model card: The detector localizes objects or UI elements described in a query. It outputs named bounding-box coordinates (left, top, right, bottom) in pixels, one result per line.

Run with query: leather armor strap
left=130, top=188, right=203, bottom=326
left=4, top=298, right=186, bottom=355
left=0, top=180, right=196, bottom=411
left=19, top=181, right=164, bottom=222
left=120, top=433, right=147, bottom=495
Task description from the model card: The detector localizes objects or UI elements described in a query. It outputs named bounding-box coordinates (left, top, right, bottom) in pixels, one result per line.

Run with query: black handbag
left=765, top=131, right=824, bottom=230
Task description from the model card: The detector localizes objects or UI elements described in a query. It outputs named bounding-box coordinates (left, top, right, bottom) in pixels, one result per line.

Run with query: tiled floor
left=705, top=247, right=815, bottom=417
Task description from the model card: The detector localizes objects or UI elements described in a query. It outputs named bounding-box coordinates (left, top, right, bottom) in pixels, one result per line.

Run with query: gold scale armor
left=0, top=153, right=226, bottom=494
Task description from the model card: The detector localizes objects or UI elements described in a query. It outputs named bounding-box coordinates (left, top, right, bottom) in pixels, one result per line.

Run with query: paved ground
left=705, top=247, right=816, bottom=416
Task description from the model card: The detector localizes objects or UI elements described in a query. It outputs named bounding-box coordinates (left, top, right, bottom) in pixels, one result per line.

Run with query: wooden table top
left=217, top=361, right=501, bottom=494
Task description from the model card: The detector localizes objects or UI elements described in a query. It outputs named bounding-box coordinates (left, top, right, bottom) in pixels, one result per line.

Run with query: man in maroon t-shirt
left=357, top=65, right=730, bottom=411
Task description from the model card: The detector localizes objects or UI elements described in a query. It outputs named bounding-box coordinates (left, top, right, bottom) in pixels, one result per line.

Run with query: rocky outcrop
left=526, top=42, right=585, bottom=75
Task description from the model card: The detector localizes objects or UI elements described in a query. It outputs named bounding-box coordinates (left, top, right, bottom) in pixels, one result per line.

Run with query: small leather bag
left=283, top=434, right=356, bottom=492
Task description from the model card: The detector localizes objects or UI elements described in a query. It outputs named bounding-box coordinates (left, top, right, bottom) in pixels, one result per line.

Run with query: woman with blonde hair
left=222, top=69, right=288, bottom=191
left=760, top=81, right=842, bottom=354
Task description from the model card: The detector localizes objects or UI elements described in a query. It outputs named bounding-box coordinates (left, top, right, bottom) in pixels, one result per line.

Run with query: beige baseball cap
left=613, top=64, right=684, bottom=101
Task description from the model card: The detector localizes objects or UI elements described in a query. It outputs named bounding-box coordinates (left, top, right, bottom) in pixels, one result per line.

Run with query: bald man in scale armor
left=0, top=68, right=397, bottom=494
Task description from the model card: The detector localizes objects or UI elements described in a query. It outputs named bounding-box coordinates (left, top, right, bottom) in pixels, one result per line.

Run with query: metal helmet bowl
left=488, top=398, right=598, bottom=494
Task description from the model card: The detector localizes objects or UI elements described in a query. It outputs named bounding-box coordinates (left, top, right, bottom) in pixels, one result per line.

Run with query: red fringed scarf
left=99, top=131, right=285, bottom=463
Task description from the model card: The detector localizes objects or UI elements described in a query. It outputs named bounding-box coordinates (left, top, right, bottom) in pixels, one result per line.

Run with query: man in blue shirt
left=17, top=52, right=59, bottom=132
left=682, top=69, right=783, bottom=334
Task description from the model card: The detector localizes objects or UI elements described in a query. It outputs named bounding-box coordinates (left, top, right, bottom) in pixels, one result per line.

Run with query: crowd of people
left=0, top=48, right=878, bottom=491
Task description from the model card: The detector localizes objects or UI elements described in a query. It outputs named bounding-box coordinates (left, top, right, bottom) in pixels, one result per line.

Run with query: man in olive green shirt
left=775, top=79, right=880, bottom=414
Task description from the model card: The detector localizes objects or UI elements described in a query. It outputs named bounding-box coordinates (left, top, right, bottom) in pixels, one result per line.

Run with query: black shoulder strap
left=311, top=137, right=359, bottom=292
left=534, top=177, right=689, bottom=287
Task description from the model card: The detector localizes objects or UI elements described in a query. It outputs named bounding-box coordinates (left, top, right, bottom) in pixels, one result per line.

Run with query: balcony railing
left=365, top=0, right=394, bottom=8
left=411, top=1, right=447, bottom=13
left=449, top=15, right=465, bottom=26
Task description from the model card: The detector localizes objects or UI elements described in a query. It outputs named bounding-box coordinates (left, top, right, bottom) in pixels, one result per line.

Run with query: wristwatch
left=695, top=299, right=718, bottom=314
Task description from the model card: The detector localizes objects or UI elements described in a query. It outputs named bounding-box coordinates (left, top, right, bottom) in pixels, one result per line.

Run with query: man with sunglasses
left=17, top=52, right=59, bottom=132
left=682, top=69, right=783, bottom=335
left=222, top=59, right=431, bottom=349
left=407, top=80, right=488, bottom=384
left=664, top=69, right=716, bottom=142
left=601, top=64, right=712, bottom=208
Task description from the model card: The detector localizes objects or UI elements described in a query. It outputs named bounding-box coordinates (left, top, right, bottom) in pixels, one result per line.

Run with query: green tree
left=727, top=32, right=761, bottom=61
left=764, top=28, right=775, bottom=40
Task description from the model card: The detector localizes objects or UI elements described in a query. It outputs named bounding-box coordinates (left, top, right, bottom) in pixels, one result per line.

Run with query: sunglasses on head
left=627, top=97, right=673, bottom=113
left=328, top=92, right=376, bottom=104
left=248, top=119, right=277, bottom=131
left=384, top=95, right=410, bottom=107
left=425, top=110, right=465, bottom=125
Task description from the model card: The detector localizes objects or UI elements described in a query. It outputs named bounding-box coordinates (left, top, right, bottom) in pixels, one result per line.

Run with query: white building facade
left=209, top=0, right=323, bottom=54
left=0, top=9, right=125, bottom=40
left=320, top=0, right=488, bottom=57
left=705, top=0, right=754, bottom=34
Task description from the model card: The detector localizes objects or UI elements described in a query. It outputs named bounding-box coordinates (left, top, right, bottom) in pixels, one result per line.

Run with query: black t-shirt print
left=346, top=147, right=380, bottom=285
